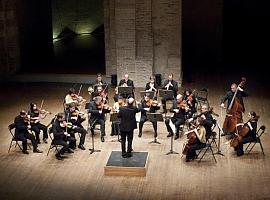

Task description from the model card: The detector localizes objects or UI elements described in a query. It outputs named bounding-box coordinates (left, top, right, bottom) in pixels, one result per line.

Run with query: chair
left=8, top=123, right=31, bottom=153
left=46, top=125, right=60, bottom=156
left=245, top=125, right=266, bottom=155
left=196, top=88, right=209, bottom=108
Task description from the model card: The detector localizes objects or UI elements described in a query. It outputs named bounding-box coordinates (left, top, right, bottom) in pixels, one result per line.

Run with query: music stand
left=86, top=108, right=101, bottom=154
left=158, top=89, right=174, bottom=99
left=166, top=118, right=179, bottom=155
left=214, top=119, right=225, bottom=156
left=147, top=113, right=163, bottom=144
left=110, top=112, right=121, bottom=142
left=140, top=91, right=155, bottom=99
left=118, top=86, right=133, bottom=98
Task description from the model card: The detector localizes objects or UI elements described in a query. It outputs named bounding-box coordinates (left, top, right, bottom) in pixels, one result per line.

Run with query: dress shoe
left=101, top=136, right=105, bottom=142
left=78, top=145, right=86, bottom=150
left=126, top=152, right=132, bottom=157
left=43, top=138, right=48, bottom=144
left=67, top=149, right=74, bottom=153
left=55, top=154, right=63, bottom=160
left=70, top=146, right=76, bottom=150
left=22, top=150, right=29, bottom=154
left=138, top=132, right=142, bottom=138
left=33, top=149, right=43, bottom=153
left=174, top=135, right=179, bottom=140
left=122, top=152, right=127, bottom=158
left=167, top=133, right=173, bottom=137
left=37, top=140, right=41, bottom=144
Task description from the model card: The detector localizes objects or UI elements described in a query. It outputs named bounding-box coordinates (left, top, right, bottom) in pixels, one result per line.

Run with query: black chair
left=46, top=124, right=60, bottom=156
left=8, top=123, right=31, bottom=153
left=245, top=125, right=266, bottom=155
left=196, top=88, right=209, bottom=108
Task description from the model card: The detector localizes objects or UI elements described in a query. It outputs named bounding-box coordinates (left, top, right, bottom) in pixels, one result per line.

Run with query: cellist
left=220, top=78, right=248, bottom=136
left=234, top=111, right=259, bottom=156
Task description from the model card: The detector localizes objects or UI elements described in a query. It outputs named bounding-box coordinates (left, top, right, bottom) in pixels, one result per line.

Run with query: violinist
left=165, top=94, right=187, bottom=140
left=184, top=117, right=206, bottom=162
left=183, top=88, right=197, bottom=118
left=65, top=87, right=86, bottom=109
left=161, top=73, right=178, bottom=112
left=88, top=73, right=108, bottom=100
left=28, top=103, right=49, bottom=144
left=110, top=96, right=125, bottom=136
left=221, top=80, right=248, bottom=136
left=52, top=113, right=76, bottom=160
left=88, top=97, right=111, bottom=142
left=92, top=85, right=108, bottom=104
left=145, top=75, right=158, bottom=99
left=138, top=94, right=160, bottom=138
left=14, top=110, right=42, bottom=154
left=64, top=103, right=87, bottom=150
left=234, top=111, right=259, bottom=156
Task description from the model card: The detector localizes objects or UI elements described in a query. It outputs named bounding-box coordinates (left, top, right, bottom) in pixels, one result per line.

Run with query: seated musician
left=92, top=85, right=108, bottom=104
left=165, top=94, right=187, bottom=140
left=28, top=103, right=49, bottom=144
left=145, top=75, right=158, bottom=99
left=161, top=73, right=178, bottom=112
left=88, top=96, right=111, bottom=142
left=234, top=111, right=259, bottom=156
left=118, top=74, right=135, bottom=98
left=185, top=117, right=206, bottom=162
left=110, top=96, right=125, bottom=136
left=52, top=113, right=76, bottom=160
left=183, top=88, right=197, bottom=118
left=64, top=103, right=87, bottom=150
left=64, top=88, right=85, bottom=109
left=14, top=110, right=42, bottom=154
left=88, top=73, right=108, bottom=101
left=138, top=94, right=160, bottom=138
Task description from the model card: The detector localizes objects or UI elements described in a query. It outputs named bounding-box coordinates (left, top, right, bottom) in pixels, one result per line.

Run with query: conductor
left=118, top=97, right=140, bottom=158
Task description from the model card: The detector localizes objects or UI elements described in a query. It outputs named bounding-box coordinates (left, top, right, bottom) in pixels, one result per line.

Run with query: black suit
left=161, top=79, right=178, bottom=111
left=118, top=105, right=140, bottom=154
left=118, top=79, right=134, bottom=98
left=14, top=115, right=38, bottom=151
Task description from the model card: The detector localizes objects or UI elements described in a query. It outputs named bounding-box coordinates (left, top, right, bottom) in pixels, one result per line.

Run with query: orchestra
left=11, top=73, right=261, bottom=162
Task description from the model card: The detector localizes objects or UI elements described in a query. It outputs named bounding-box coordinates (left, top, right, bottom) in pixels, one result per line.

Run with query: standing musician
left=118, top=97, right=140, bottom=158
left=165, top=94, right=187, bottom=140
left=64, top=87, right=86, bottom=109
left=183, top=117, right=206, bottom=162
left=145, top=75, right=158, bottom=99
left=183, top=88, right=197, bottom=119
left=138, top=94, right=160, bottom=138
left=52, top=113, right=76, bottom=160
left=118, top=74, right=135, bottom=98
left=233, top=111, right=259, bottom=156
left=88, top=97, right=111, bottom=142
left=28, top=103, right=50, bottom=144
left=64, top=103, right=87, bottom=150
left=14, top=110, right=43, bottom=154
left=110, top=96, right=126, bottom=136
left=221, top=78, right=248, bottom=136
left=161, top=73, right=178, bottom=112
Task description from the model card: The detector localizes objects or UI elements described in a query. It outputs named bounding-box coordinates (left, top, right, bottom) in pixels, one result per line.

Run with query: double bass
left=222, top=77, right=246, bottom=133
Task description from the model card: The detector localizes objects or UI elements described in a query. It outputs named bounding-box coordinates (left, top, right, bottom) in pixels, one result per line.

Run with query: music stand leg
left=166, top=132, right=179, bottom=155
left=88, top=119, right=101, bottom=154
left=111, top=123, right=121, bottom=143
left=149, top=136, right=161, bottom=144
left=214, top=121, right=225, bottom=156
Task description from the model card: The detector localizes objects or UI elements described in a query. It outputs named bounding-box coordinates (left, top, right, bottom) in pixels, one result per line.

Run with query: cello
left=222, top=77, right=246, bottom=133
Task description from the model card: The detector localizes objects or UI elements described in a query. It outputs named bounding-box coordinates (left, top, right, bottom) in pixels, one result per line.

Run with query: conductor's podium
left=104, top=151, right=149, bottom=176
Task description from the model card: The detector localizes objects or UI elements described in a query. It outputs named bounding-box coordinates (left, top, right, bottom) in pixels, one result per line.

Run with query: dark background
left=17, top=0, right=270, bottom=82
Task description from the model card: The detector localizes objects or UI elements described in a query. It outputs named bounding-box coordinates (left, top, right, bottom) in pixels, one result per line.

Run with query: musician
left=65, top=103, right=87, bottom=150
left=221, top=82, right=248, bottom=135
left=183, top=88, right=197, bottom=118
left=138, top=94, right=160, bottom=138
left=52, top=113, right=76, bottom=160
left=118, top=74, right=134, bottom=98
left=185, top=117, right=206, bottom=162
left=145, top=75, right=158, bottom=99
left=161, top=73, right=178, bottom=112
left=165, top=94, right=187, bottom=140
left=118, top=97, right=140, bottom=158
left=14, top=110, right=42, bottom=154
left=88, top=97, right=111, bottom=142
left=234, top=111, right=259, bottom=156
left=88, top=73, right=108, bottom=100
left=28, top=103, right=48, bottom=144
left=65, top=87, right=85, bottom=109
left=92, top=85, right=108, bottom=104
left=110, top=96, right=125, bottom=136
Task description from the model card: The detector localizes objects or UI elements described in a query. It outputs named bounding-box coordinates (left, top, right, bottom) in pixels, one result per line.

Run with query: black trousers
left=31, top=122, right=48, bottom=141
left=16, top=131, right=38, bottom=151
left=235, top=136, right=256, bottom=156
left=91, top=118, right=106, bottom=137
left=186, top=140, right=206, bottom=160
left=53, top=139, right=69, bottom=156
left=121, top=130, right=134, bottom=153
left=139, top=115, right=157, bottom=137
left=165, top=118, right=185, bottom=136
left=68, top=127, right=87, bottom=147
left=111, top=122, right=120, bottom=135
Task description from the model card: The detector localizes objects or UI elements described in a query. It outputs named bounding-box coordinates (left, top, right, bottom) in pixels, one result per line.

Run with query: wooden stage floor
left=0, top=76, right=269, bottom=200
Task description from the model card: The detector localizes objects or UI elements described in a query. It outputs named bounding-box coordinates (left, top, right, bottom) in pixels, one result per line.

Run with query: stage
left=0, top=75, right=269, bottom=200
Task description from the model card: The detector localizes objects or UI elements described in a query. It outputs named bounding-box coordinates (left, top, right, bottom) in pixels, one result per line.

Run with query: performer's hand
left=173, top=109, right=179, bottom=113
left=99, top=110, right=102, bottom=114
left=72, top=125, right=77, bottom=129
left=144, top=108, right=150, bottom=111
left=238, top=86, right=244, bottom=92
left=27, top=125, right=31, bottom=129
left=64, top=132, right=68, bottom=136
left=220, top=103, right=225, bottom=108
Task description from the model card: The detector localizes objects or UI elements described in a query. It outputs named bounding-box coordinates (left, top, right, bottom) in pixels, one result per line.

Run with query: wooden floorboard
left=0, top=77, right=269, bottom=200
